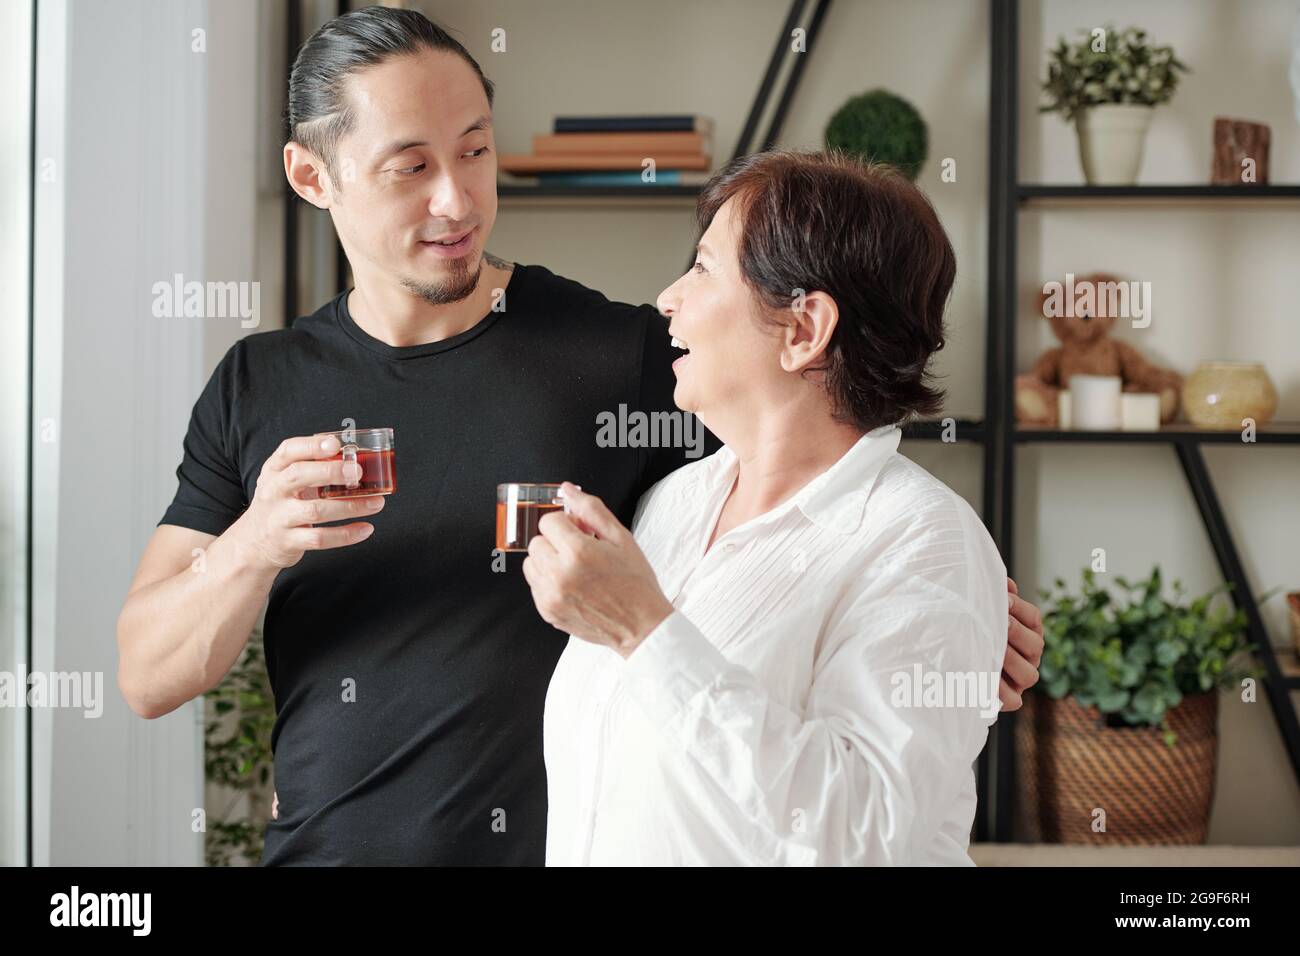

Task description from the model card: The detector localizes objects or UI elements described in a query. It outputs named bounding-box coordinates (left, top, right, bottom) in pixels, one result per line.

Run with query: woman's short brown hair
left=696, top=149, right=955, bottom=431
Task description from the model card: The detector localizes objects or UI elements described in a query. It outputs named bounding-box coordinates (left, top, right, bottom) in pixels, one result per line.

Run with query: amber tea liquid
left=496, top=500, right=563, bottom=551
left=319, top=448, right=397, bottom=499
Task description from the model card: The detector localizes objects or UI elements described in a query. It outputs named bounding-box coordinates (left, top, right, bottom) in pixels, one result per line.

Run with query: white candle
left=1070, top=374, right=1122, bottom=430
left=1121, top=392, right=1162, bottom=431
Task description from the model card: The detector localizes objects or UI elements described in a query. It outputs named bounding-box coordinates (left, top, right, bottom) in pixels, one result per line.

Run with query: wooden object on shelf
left=533, top=131, right=708, bottom=155
left=1211, top=117, right=1271, bottom=185
left=1289, top=592, right=1300, bottom=657
left=499, top=152, right=711, bottom=174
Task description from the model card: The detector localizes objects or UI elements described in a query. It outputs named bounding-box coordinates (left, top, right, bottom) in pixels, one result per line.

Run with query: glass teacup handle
left=341, top=442, right=360, bottom=489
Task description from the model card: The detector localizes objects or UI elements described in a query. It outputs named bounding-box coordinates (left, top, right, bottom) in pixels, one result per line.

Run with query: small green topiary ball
left=825, top=89, right=928, bottom=181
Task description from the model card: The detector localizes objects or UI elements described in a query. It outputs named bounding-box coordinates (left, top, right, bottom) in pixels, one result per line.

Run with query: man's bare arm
left=116, top=435, right=384, bottom=719
left=117, top=524, right=278, bottom=719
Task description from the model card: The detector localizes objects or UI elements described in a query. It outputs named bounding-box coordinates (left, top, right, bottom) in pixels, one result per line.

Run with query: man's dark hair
left=287, top=6, right=495, bottom=177
left=695, top=150, right=953, bottom=431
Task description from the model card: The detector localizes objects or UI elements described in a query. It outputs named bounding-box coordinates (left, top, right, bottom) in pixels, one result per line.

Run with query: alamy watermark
left=1041, top=272, right=1152, bottom=329
left=50, top=885, right=150, bottom=935
left=595, top=403, right=705, bottom=459
left=889, top=664, right=1002, bottom=719
left=0, top=670, right=104, bottom=718
left=151, top=273, right=260, bottom=328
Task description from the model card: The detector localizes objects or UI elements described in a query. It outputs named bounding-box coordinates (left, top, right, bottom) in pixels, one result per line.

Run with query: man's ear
left=284, top=141, right=333, bottom=209
left=779, top=290, right=839, bottom=373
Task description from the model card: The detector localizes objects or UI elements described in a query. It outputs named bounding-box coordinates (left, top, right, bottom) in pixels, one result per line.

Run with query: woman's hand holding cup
left=521, top=482, right=673, bottom=657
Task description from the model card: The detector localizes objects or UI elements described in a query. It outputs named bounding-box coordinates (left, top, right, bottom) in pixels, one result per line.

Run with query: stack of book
left=499, top=115, right=712, bottom=188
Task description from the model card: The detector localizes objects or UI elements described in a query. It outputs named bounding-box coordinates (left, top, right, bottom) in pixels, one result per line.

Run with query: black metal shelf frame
left=1018, top=426, right=1300, bottom=445
left=986, top=0, right=1300, bottom=842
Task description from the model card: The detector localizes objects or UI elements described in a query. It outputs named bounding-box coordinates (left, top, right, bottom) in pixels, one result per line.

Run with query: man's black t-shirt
left=159, top=263, right=718, bottom=865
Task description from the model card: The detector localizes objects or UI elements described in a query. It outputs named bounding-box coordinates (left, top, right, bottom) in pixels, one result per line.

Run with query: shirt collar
left=691, top=423, right=902, bottom=537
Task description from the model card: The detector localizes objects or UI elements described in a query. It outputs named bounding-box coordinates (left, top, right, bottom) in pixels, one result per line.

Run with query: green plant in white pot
left=1041, top=25, right=1189, bottom=185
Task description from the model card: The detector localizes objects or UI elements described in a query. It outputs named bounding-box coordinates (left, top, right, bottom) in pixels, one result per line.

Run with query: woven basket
left=1017, top=691, right=1218, bottom=844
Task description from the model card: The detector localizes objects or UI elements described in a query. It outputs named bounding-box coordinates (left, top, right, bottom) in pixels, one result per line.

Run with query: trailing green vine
left=203, top=626, right=275, bottom=866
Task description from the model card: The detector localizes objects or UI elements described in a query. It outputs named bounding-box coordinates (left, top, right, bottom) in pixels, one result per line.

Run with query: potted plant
left=1018, top=566, right=1256, bottom=844
left=824, top=88, right=927, bottom=181
left=1041, top=25, right=1189, bottom=185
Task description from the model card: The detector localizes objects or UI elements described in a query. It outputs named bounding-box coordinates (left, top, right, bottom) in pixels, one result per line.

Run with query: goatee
left=402, top=257, right=481, bottom=306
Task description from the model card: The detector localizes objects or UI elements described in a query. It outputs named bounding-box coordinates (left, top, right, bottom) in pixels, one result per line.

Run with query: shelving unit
left=1020, top=184, right=1300, bottom=202
left=986, top=0, right=1300, bottom=842
left=494, top=0, right=831, bottom=208
left=1017, top=423, right=1300, bottom=444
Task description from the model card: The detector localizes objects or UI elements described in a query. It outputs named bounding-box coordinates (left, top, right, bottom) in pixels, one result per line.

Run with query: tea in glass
left=496, top=483, right=567, bottom=551
left=314, top=427, right=396, bottom=498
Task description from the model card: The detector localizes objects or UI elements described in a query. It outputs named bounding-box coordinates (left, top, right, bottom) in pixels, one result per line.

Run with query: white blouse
left=543, top=424, right=1008, bottom=866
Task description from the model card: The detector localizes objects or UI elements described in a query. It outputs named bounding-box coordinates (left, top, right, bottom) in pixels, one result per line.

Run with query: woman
left=522, top=150, right=1033, bottom=866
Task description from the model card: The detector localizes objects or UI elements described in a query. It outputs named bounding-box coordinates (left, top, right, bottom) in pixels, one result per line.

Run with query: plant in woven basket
left=1040, top=24, right=1189, bottom=123
left=1037, top=566, right=1257, bottom=746
left=203, top=626, right=275, bottom=866
left=824, top=89, right=927, bottom=181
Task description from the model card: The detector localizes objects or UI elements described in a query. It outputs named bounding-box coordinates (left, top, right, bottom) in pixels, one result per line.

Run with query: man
left=116, top=6, right=1043, bottom=865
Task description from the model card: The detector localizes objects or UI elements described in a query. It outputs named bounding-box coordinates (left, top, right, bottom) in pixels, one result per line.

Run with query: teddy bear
left=1015, top=272, right=1182, bottom=426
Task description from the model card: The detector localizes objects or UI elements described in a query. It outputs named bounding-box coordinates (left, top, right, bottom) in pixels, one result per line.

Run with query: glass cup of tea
left=314, top=427, right=396, bottom=499
left=496, top=483, right=571, bottom=552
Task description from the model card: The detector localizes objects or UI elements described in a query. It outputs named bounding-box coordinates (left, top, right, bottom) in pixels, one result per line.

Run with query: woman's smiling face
left=655, top=197, right=787, bottom=421
left=658, top=151, right=955, bottom=440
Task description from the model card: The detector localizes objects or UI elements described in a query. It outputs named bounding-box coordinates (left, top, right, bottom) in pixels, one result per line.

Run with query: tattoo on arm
left=484, top=251, right=514, bottom=272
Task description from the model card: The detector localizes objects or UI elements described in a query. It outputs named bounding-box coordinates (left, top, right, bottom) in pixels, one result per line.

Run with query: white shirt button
left=722, top=542, right=736, bottom=553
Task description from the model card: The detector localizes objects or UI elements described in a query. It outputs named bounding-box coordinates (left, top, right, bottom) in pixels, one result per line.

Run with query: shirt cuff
left=619, top=609, right=731, bottom=731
